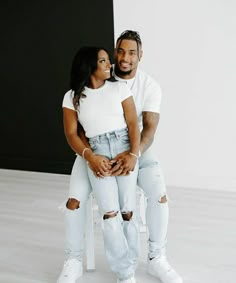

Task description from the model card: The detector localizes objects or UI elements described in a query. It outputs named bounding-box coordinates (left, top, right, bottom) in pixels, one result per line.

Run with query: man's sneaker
left=57, top=258, right=83, bottom=283
left=147, top=255, right=183, bottom=283
left=117, top=276, right=136, bottom=283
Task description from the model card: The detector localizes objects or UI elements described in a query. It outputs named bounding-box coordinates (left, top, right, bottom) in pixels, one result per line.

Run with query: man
left=57, top=30, right=183, bottom=283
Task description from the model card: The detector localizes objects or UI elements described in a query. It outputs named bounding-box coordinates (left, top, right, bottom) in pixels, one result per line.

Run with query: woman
left=61, top=46, right=140, bottom=283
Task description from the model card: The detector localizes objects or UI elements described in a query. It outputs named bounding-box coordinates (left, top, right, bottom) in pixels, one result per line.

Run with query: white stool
left=85, top=188, right=147, bottom=271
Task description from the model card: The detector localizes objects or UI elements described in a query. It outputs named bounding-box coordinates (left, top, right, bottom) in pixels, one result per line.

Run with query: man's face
left=114, top=39, right=142, bottom=78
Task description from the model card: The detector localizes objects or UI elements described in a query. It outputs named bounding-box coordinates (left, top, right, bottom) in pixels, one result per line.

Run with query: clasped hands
left=87, top=150, right=137, bottom=178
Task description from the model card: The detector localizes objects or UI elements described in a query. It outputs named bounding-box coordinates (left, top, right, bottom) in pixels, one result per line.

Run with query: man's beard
left=114, top=64, right=132, bottom=76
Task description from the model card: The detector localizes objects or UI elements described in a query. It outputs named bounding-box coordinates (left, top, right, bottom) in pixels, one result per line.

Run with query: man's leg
left=138, top=150, right=168, bottom=258
left=138, top=149, right=183, bottom=283
left=57, top=155, right=92, bottom=283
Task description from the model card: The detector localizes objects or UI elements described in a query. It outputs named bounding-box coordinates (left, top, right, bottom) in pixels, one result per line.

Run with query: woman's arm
left=122, top=96, right=140, bottom=156
left=114, top=96, right=140, bottom=174
left=63, top=107, right=111, bottom=176
left=63, top=107, right=89, bottom=155
left=77, top=121, right=90, bottom=148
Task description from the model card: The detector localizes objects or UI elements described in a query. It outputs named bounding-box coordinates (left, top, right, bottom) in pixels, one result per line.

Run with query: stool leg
left=86, top=194, right=96, bottom=271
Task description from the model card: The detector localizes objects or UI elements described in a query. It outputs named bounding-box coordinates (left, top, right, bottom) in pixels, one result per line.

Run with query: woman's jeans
left=83, top=128, right=139, bottom=280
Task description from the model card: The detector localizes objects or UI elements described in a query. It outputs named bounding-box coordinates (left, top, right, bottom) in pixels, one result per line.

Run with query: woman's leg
left=65, top=155, right=92, bottom=261
left=87, top=129, right=139, bottom=280
left=117, top=163, right=140, bottom=269
left=112, top=128, right=140, bottom=268
left=57, top=156, right=92, bottom=283
left=88, top=169, right=135, bottom=281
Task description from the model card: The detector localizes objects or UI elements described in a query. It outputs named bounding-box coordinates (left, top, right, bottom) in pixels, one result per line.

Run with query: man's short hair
left=116, top=30, right=142, bottom=47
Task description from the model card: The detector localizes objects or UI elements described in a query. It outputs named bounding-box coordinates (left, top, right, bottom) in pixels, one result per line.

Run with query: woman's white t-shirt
left=62, top=80, right=132, bottom=138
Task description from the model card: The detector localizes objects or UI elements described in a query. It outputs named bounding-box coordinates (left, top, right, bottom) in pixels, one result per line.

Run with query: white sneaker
left=147, top=255, right=183, bottom=283
left=117, top=276, right=136, bottom=283
left=57, top=258, right=83, bottom=283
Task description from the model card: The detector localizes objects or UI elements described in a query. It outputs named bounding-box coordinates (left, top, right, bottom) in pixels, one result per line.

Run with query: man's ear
left=139, top=50, right=143, bottom=61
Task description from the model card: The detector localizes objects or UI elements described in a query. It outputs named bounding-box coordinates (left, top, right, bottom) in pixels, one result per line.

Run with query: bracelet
left=129, top=152, right=138, bottom=159
left=82, top=147, right=90, bottom=159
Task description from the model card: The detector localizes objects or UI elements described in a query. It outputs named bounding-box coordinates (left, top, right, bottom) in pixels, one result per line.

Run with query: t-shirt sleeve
left=119, top=82, right=133, bottom=102
left=143, top=81, right=162, bottom=113
left=62, top=90, right=75, bottom=110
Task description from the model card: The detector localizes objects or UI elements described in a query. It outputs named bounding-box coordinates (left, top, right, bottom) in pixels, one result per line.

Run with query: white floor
left=0, top=169, right=235, bottom=283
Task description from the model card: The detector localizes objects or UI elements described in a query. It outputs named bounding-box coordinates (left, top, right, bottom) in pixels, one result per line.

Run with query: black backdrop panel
left=0, top=0, right=114, bottom=174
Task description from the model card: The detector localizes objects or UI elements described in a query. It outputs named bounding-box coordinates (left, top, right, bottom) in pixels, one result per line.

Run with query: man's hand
left=110, top=151, right=137, bottom=176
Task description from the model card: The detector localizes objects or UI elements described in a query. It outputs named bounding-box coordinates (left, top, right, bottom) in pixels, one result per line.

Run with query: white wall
left=113, top=0, right=236, bottom=191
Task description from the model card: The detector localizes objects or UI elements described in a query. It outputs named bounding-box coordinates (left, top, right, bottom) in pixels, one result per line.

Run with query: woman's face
left=92, top=49, right=111, bottom=81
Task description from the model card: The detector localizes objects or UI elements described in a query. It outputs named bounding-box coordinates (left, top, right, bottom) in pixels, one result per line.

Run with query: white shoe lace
left=149, top=255, right=183, bottom=283
left=157, top=256, right=172, bottom=272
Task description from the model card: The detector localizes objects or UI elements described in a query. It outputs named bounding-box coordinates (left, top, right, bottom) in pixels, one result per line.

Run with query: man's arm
left=140, top=111, right=160, bottom=154
left=110, top=111, right=159, bottom=176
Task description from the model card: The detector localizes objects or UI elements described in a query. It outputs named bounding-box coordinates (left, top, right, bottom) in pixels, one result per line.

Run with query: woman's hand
left=87, top=153, right=112, bottom=178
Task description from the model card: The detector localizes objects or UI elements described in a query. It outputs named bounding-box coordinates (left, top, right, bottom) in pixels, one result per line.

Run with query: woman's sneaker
left=117, top=276, right=136, bottom=283
left=57, top=258, right=83, bottom=283
left=147, top=255, right=183, bottom=283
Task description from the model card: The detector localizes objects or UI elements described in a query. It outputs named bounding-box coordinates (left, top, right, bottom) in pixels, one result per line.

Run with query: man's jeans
left=138, top=149, right=169, bottom=259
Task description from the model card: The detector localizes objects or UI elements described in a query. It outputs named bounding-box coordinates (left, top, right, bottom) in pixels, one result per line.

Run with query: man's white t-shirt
left=113, top=68, right=162, bottom=129
left=62, top=80, right=132, bottom=138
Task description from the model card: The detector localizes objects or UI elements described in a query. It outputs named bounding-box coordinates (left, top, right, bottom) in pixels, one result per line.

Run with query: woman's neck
left=88, top=78, right=105, bottom=89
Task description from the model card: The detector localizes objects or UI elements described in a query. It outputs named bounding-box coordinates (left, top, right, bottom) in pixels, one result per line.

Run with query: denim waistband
left=89, top=128, right=128, bottom=143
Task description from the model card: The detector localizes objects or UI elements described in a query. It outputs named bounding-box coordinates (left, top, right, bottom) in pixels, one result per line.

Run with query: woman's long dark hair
left=70, top=46, right=109, bottom=109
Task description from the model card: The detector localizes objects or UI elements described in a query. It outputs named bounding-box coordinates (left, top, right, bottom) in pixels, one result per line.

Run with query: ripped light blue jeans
left=88, top=128, right=139, bottom=280
left=64, top=134, right=168, bottom=271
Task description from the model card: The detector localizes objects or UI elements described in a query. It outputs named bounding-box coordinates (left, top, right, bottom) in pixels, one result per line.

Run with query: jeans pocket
left=118, top=132, right=130, bottom=144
